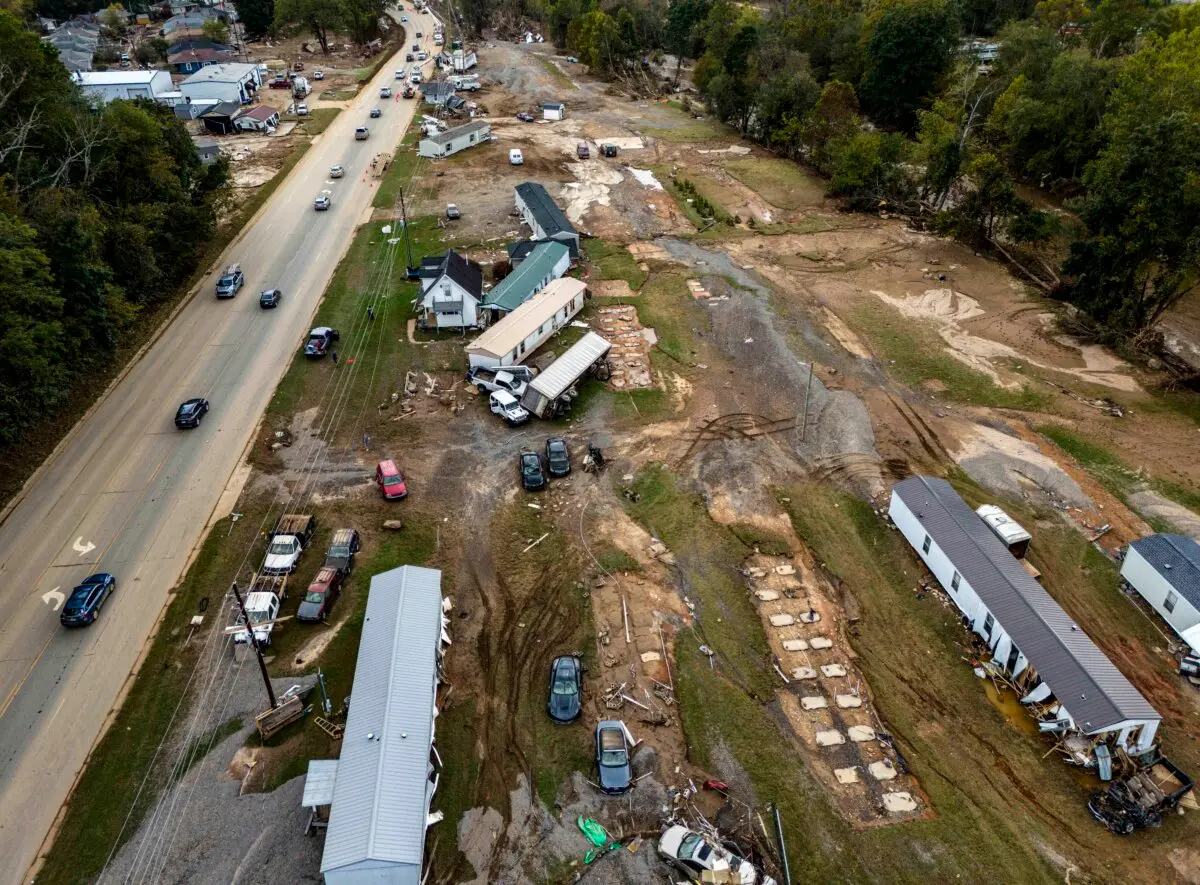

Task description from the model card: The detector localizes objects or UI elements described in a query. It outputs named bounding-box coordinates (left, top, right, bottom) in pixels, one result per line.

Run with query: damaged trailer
left=520, top=332, right=611, bottom=418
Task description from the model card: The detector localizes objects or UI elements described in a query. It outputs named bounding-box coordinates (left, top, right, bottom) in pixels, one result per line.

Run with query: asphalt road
left=0, top=18, right=440, bottom=884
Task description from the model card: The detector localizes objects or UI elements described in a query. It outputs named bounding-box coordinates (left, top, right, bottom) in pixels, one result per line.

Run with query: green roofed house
left=482, top=240, right=571, bottom=323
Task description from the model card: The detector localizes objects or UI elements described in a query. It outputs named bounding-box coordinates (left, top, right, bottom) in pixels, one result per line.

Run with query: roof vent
left=1080, top=694, right=1086, bottom=700
left=1164, top=563, right=1173, bottom=570
left=366, top=732, right=374, bottom=740
left=401, top=732, right=408, bottom=739
left=1070, top=624, right=1078, bottom=631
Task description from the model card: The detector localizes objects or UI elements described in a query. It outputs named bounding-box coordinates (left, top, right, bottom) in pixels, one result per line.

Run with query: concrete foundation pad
left=769, top=613, right=795, bottom=627
left=781, top=638, right=809, bottom=652
left=809, top=637, right=834, bottom=650
left=791, top=667, right=818, bottom=680
left=639, top=651, right=661, bottom=663
left=834, top=767, right=860, bottom=785
left=755, top=589, right=780, bottom=601
left=848, top=725, right=876, bottom=742
left=800, top=696, right=827, bottom=711
left=882, top=792, right=918, bottom=813
left=835, top=694, right=862, bottom=708
left=869, top=760, right=898, bottom=781
left=815, top=729, right=845, bottom=747
left=820, top=664, right=847, bottom=678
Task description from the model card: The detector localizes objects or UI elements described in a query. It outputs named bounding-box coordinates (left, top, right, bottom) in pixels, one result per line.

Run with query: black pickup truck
left=1089, top=752, right=1193, bottom=835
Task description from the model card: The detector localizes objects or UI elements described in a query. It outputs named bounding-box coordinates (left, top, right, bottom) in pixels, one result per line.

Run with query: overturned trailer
left=520, top=332, right=611, bottom=418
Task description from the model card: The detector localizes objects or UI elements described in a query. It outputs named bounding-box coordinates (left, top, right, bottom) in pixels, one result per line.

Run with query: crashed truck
left=519, top=331, right=611, bottom=419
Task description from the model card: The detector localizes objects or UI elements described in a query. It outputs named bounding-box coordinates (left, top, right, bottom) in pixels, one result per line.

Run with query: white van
left=509, top=148, right=524, bottom=165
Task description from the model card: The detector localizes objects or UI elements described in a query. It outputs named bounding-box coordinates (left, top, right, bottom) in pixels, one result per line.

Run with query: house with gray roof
left=417, top=120, right=490, bottom=159
left=1122, top=533, right=1200, bottom=651
left=890, top=475, right=1161, bottom=753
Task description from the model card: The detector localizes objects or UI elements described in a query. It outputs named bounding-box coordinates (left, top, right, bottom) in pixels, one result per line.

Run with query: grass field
left=586, top=239, right=647, bottom=290
left=724, top=156, right=827, bottom=210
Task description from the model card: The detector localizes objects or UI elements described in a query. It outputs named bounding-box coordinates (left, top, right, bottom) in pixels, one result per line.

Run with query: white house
left=418, top=250, right=483, bottom=330
left=179, top=62, right=262, bottom=105
left=233, top=104, right=280, bottom=133
left=1122, top=534, right=1200, bottom=651
left=542, top=101, right=565, bottom=121
left=889, top=475, right=1162, bottom=754
left=466, top=278, right=587, bottom=369
left=76, top=70, right=176, bottom=105
left=514, top=182, right=579, bottom=258
left=417, top=120, right=491, bottom=159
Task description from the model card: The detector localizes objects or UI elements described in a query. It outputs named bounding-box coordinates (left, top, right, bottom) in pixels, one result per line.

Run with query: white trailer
left=520, top=332, right=611, bottom=418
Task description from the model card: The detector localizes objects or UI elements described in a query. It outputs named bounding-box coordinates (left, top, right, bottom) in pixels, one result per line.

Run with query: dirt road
left=0, top=27, right=438, bottom=885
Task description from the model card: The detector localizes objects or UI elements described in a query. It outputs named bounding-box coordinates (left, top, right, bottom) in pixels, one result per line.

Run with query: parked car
left=174, top=398, right=209, bottom=428
left=370, top=107, right=382, bottom=118
left=547, top=655, right=583, bottom=723
left=519, top=450, right=547, bottom=491
left=259, top=288, right=282, bottom=308
left=262, top=513, right=317, bottom=575
left=329, top=165, right=345, bottom=178
left=312, top=70, right=325, bottom=80
left=295, top=102, right=309, bottom=116
left=60, top=573, right=116, bottom=627
left=468, top=365, right=531, bottom=397
left=355, top=126, right=370, bottom=140
left=545, top=437, right=570, bottom=476
left=658, top=826, right=777, bottom=885
left=446, top=203, right=461, bottom=220
left=600, top=143, right=618, bottom=157
left=594, top=720, right=633, bottom=793
left=380, top=86, right=392, bottom=98
left=304, top=326, right=339, bottom=357
left=490, top=390, right=529, bottom=425
left=516, top=112, right=535, bottom=122
left=324, top=528, right=362, bottom=574
left=313, top=192, right=331, bottom=210
left=215, top=263, right=244, bottom=298
left=297, top=566, right=344, bottom=622
left=576, top=141, right=590, bottom=159
left=375, top=459, right=408, bottom=499
left=509, top=148, right=524, bottom=165
left=269, top=76, right=291, bottom=89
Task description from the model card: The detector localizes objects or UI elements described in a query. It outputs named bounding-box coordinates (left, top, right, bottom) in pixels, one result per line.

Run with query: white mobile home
left=76, top=70, right=176, bottom=105
left=417, top=120, right=491, bottom=159
left=1122, top=534, right=1200, bottom=651
left=465, top=278, right=587, bottom=369
left=889, top=475, right=1161, bottom=753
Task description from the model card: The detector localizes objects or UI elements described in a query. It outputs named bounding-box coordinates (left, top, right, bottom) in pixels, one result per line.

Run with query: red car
left=297, top=566, right=344, bottom=622
left=269, top=77, right=291, bottom=89
left=375, top=459, right=408, bottom=499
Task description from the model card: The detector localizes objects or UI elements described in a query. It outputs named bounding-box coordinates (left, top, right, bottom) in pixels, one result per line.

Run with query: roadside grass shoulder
left=374, top=124, right=423, bottom=209
left=299, top=107, right=340, bottom=136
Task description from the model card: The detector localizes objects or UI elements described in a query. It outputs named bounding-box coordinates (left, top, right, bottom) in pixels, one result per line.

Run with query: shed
left=320, top=566, right=446, bottom=885
left=482, top=241, right=570, bottom=318
left=514, top=182, right=579, bottom=258
left=417, top=120, right=491, bottom=159
left=1122, top=534, right=1200, bottom=651
left=466, top=278, right=587, bottom=369
left=889, top=476, right=1161, bottom=753
left=199, top=101, right=242, bottom=134
left=194, top=137, right=221, bottom=165
left=180, top=62, right=262, bottom=105
left=542, top=101, right=565, bottom=121
left=76, top=69, right=176, bottom=105
left=521, top=332, right=611, bottom=418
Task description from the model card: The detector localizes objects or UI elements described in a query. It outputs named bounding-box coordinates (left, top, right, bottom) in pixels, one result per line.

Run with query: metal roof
left=77, top=70, right=164, bottom=86
left=466, top=278, right=586, bottom=359
left=515, top=182, right=576, bottom=238
left=893, top=476, right=1160, bottom=733
left=529, top=332, right=611, bottom=400
left=180, top=62, right=258, bottom=84
left=320, top=566, right=444, bottom=879
left=421, top=120, right=489, bottom=147
left=1128, top=533, right=1200, bottom=611
left=483, top=241, right=569, bottom=312
left=303, top=759, right=339, bottom=807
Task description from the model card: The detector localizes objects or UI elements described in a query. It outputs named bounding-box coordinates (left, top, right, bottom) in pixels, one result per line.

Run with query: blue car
left=60, top=573, right=116, bottom=627
left=595, top=720, right=633, bottom=793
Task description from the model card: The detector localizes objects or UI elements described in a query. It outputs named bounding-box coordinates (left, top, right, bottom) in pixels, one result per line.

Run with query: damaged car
left=658, top=825, right=777, bottom=885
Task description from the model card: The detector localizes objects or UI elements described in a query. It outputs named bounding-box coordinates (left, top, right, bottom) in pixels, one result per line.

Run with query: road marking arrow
left=72, top=537, right=96, bottom=556
left=42, top=587, right=65, bottom=611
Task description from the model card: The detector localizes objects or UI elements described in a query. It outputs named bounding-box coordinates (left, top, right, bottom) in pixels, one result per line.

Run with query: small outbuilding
left=514, top=182, right=579, bottom=258
left=233, top=104, right=280, bottom=133
left=199, top=101, right=242, bottom=134
left=1122, top=534, right=1200, bottom=651
left=417, top=120, right=491, bottom=159
left=542, top=101, right=565, bottom=121
left=481, top=240, right=570, bottom=321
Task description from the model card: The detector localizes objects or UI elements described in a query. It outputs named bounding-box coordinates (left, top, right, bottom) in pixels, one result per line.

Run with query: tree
left=664, top=0, right=710, bottom=82
left=1033, top=0, right=1087, bottom=32
left=201, top=16, right=230, bottom=44
left=860, top=0, right=958, bottom=132
left=826, top=131, right=915, bottom=210
left=101, top=3, right=125, bottom=33
left=340, top=0, right=386, bottom=45
left=275, top=0, right=342, bottom=52
left=232, top=0, right=276, bottom=39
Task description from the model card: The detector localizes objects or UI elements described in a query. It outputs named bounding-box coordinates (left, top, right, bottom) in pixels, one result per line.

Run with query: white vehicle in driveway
left=295, top=102, right=309, bottom=116
left=231, top=591, right=281, bottom=647
left=509, top=148, right=524, bottom=165
left=489, top=390, right=529, bottom=425
left=658, top=826, right=777, bottom=885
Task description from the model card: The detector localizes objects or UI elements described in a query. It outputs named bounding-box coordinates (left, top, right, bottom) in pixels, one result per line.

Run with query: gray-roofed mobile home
left=514, top=182, right=579, bottom=257
left=417, top=120, right=491, bottom=158
left=890, top=476, right=1160, bottom=752
left=1122, top=534, right=1200, bottom=651
left=320, top=566, right=446, bottom=885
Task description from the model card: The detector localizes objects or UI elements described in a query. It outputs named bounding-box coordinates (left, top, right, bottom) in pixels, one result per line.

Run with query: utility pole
left=231, top=582, right=277, bottom=708
left=399, top=187, right=417, bottom=279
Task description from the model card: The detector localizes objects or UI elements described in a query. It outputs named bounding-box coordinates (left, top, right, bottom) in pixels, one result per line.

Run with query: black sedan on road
left=61, top=573, right=116, bottom=627
left=174, top=398, right=209, bottom=428
left=260, top=289, right=282, bottom=308
left=545, top=437, right=571, bottom=476
left=547, top=655, right=583, bottom=723
left=519, top=450, right=547, bottom=491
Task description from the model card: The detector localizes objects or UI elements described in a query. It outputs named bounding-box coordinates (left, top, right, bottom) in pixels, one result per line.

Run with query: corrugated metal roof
left=483, top=241, right=569, bottom=312
left=515, top=182, right=575, bottom=237
left=320, top=566, right=443, bottom=877
left=422, top=120, right=489, bottom=147
left=303, top=759, right=339, bottom=807
left=1129, top=533, right=1200, bottom=610
left=181, top=62, right=258, bottom=84
left=78, top=70, right=164, bottom=86
left=893, top=476, right=1160, bottom=732
left=466, top=278, right=586, bottom=359
left=529, top=332, right=611, bottom=400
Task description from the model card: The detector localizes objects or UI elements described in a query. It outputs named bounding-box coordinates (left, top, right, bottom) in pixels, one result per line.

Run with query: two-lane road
left=0, top=17, right=440, bottom=884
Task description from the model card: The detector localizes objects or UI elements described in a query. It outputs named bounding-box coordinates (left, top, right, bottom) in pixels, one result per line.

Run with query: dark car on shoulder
left=297, top=566, right=344, bottom=622
left=547, top=655, right=583, bottom=723
left=519, top=450, right=547, bottom=491
left=174, top=398, right=209, bottom=428
left=545, top=437, right=570, bottom=477
left=60, top=573, right=116, bottom=627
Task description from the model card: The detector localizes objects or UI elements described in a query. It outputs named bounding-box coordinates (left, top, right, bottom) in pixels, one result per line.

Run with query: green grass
left=429, top=698, right=480, bottom=872
left=724, top=157, right=826, bottom=211
left=847, top=303, right=1049, bottom=410
left=299, top=107, right=340, bottom=135
left=585, top=239, right=647, bottom=290
left=727, top=524, right=792, bottom=556
left=640, top=115, right=731, bottom=144
left=321, top=87, right=359, bottom=101
left=373, top=124, right=423, bottom=209
left=633, top=272, right=705, bottom=368
left=590, top=542, right=642, bottom=574
left=534, top=54, right=577, bottom=90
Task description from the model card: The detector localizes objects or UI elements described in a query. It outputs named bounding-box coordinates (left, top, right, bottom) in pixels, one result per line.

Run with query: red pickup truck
left=269, top=76, right=291, bottom=89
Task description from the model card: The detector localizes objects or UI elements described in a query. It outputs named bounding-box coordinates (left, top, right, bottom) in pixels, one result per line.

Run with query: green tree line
left=0, top=11, right=228, bottom=448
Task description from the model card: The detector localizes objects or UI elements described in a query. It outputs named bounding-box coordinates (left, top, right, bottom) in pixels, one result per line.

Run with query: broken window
left=951, top=571, right=961, bottom=592
left=1006, top=643, right=1020, bottom=673
left=922, top=533, right=932, bottom=554
left=983, top=613, right=994, bottom=638
left=1165, top=591, right=1178, bottom=613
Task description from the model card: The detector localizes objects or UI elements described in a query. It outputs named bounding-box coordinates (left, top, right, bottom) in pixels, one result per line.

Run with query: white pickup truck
left=261, top=513, right=317, bottom=575
left=232, top=591, right=281, bottom=647
left=468, top=364, right=535, bottom=397
left=489, top=390, right=530, bottom=425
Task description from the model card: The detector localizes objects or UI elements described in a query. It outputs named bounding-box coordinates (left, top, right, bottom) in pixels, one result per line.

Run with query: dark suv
left=545, top=437, right=570, bottom=476
left=324, top=528, right=362, bottom=574
left=519, top=450, right=547, bottom=491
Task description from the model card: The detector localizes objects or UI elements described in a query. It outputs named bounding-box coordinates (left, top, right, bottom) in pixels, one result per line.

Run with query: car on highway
left=370, top=107, right=382, bottom=118
left=509, top=148, right=524, bottom=165
left=401, top=13, right=407, bottom=20
left=416, top=29, right=423, bottom=37
left=380, top=86, right=391, bottom=98
left=406, top=52, right=414, bottom=62
left=410, top=71, right=422, bottom=84
left=395, top=68, right=406, bottom=78
left=595, top=720, right=633, bottom=793
left=314, top=192, right=331, bottom=211
left=547, top=655, right=583, bottom=723
left=297, top=566, right=344, bottom=622
left=375, top=459, right=408, bottom=499
left=416, top=50, right=427, bottom=60
left=355, top=126, right=369, bottom=140
left=174, top=397, right=209, bottom=428
left=519, top=449, right=547, bottom=491
left=329, top=164, right=345, bottom=178
left=215, top=263, right=244, bottom=298
left=657, top=826, right=777, bottom=885
left=545, top=437, right=570, bottom=476
left=324, top=528, right=362, bottom=574
left=412, top=42, right=420, bottom=51
left=304, top=326, right=339, bottom=357
left=259, top=288, right=282, bottom=308
left=60, top=573, right=116, bottom=627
